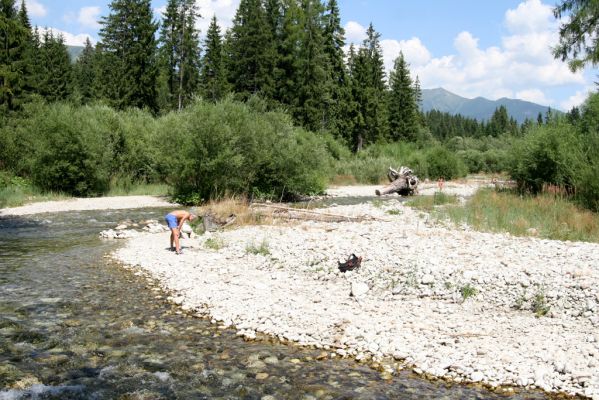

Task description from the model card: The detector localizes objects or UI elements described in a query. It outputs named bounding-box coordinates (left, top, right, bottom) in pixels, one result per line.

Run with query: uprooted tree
left=375, top=166, right=419, bottom=196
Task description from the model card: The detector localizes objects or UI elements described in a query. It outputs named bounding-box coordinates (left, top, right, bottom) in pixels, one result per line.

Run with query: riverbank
left=0, top=195, right=176, bottom=216
left=112, top=197, right=599, bottom=399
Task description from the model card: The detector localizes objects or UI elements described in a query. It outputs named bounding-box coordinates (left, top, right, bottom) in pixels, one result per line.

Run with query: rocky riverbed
left=112, top=196, right=599, bottom=399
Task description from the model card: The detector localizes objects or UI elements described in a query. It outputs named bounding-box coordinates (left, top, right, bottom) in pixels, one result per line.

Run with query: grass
left=532, top=288, right=550, bottom=317
left=409, top=188, right=599, bottom=243
left=460, top=283, right=478, bottom=300
left=204, top=236, right=225, bottom=250
left=245, top=238, right=270, bottom=256
left=106, top=182, right=170, bottom=196
left=0, top=184, right=69, bottom=209
left=405, top=191, right=458, bottom=212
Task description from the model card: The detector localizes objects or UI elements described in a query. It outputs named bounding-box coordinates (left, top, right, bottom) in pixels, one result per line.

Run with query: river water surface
left=0, top=208, right=557, bottom=399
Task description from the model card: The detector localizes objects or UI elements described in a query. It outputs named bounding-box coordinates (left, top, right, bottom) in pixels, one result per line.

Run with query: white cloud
left=344, top=21, right=367, bottom=44
left=40, top=27, right=95, bottom=47
left=24, top=0, right=46, bottom=17
left=516, top=89, right=552, bottom=104
left=195, top=0, right=239, bottom=35
left=380, top=37, right=431, bottom=72
left=560, top=86, right=594, bottom=110
left=78, top=7, right=101, bottom=29
left=505, top=0, right=553, bottom=34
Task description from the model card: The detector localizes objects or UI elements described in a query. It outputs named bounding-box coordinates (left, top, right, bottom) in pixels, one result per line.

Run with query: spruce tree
left=322, top=0, right=351, bottom=138
left=388, top=51, right=418, bottom=141
left=226, top=0, right=276, bottom=99
left=200, top=16, right=228, bottom=102
left=157, top=0, right=201, bottom=111
left=0, top=0, right=29, bottom=110
left=294, top=0, right=328, bottom=131
left=38, top=31, right=72, bottom=102
left=99, top=0, right=158, bottom=111
left=73, top=37, right=96, bottom=104
left=274, top=0, right=302, bottom=107
left=349, top=23, right=388, bottom=148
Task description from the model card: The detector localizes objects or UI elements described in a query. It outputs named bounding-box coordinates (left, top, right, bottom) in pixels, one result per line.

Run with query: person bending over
left=164, top=210, right=197, bottom=254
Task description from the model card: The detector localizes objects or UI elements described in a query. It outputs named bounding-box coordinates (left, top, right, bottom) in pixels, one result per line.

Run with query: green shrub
left=507, top=122, right=584, bottom=194
left=160, top=99, right=330, bottom=201
left=457, top=149, right=485, bottom=173
left=424, top=146, right=467, bottom=180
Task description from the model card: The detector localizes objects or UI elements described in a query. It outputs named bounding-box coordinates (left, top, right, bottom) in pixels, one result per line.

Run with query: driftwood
left=202, top=212, right=237, bottom=232
left=375, top=166, right=419, bottom=196
left=250, top=203, right=384, bottom=223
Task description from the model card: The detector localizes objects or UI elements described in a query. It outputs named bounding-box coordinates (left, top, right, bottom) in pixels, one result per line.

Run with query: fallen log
left=376, top=166, right=419, bottom=196
left=250, top=203, right=386, bottom=223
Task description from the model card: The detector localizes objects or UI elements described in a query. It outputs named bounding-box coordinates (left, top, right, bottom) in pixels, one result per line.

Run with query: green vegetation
left=532, top=289, right=550, bottom=317
left=406, top=192, right=458, bottom=212
left=204, top=236, right=225, bottom=250
left=416, top=188, right=599, bottom=243
left=460, top=283, right=478, bottom=300
left=246, top=238, right=270, bottom=256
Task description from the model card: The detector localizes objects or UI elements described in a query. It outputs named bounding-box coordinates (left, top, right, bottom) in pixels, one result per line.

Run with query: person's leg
left=165, top=214, right=178, bottom=251
left=172, top=228, right=181, bottom=253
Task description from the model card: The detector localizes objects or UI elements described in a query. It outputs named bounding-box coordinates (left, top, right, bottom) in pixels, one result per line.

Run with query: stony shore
left=111, top=190, right=599, bottom=399
left=0, top=195, right=176, bottom=216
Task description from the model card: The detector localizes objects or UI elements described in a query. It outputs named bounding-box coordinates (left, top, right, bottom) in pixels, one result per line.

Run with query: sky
left=22, top=0, right=598, bottom=111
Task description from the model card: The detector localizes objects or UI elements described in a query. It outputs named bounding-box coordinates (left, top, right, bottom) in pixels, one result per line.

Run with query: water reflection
left=0, top=209, right=556, bottom=399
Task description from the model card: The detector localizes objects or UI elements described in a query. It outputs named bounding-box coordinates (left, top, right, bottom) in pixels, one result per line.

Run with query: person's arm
left=177, top=212, right=190, bottom=230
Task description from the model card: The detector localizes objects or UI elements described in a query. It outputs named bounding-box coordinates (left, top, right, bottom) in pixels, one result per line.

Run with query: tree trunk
left=375, top=166, right=419, bottom=196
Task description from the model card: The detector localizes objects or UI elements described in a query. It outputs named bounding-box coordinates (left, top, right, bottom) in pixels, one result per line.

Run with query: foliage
left=460, top=283, right=478, bottom=300
left=424, top=146, right=468, bottom=180
left=204, top=236, right=225, bottom=250
left=507, top=121, right=583, bottom=194
left=200, top=16, right=228, bottom=102
left=246, top=238, right=270, bottom=255
left=388, top=51, right=418, bottom=141
left=98, top=0, right=158, bottom=111
left=532, top=288, right=550, bottom=317
left=157, top=0, right=200, bottom=111
left=158, top=98, right=330, bottom=201
left=0, top=102, right=164, bottom=197
left=553, top=0, right=599, bottom=71
left=427, top=188, right=599, bottom=243
left=406, top=192, right=458, bottom=211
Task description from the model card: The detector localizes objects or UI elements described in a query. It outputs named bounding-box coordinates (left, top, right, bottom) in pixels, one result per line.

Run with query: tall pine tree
left=98, top=0, right=158, bottom=111
left=388, top=51, right=418, bottom=141
left=294, top=0, right=328, bottom=131
left=226, top=0, right=276, bottom=100
left=73, top=37, right=96, bottom=104
left=200, top=16, right=228, bottom=102
left=0, top=0, right=30, bottom=111
left=157, top=0, right=201, bottom=111
left=322, top=0, right=351, bottom=138
left=38, top=30, right=72, bottom=102
left=349, top=23, right=388, bottom=149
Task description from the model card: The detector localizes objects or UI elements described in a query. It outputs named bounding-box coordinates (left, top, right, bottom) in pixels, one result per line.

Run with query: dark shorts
left=165, top=214, right=178, bottom=229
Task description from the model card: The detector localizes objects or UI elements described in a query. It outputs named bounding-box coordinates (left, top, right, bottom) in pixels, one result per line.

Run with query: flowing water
left=0, top=208, right=557, bottom=399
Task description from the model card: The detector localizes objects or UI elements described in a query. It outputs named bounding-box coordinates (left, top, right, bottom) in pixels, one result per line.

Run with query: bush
left=424, top=146, right=467, bottom=180
left=507, top=122, right=584, bottom=194
left=159, top=99, right=331, bottom=201
left=457, top=149, right=485, bottom=173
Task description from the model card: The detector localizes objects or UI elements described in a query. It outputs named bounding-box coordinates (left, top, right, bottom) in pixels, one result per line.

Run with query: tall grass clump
left=436, top=188, right=599, bottom=242
left=159, top=98, right=330, bottom=202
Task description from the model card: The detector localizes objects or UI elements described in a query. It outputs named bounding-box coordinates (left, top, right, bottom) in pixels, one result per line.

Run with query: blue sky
left=23, top=0, right=597, bottom=110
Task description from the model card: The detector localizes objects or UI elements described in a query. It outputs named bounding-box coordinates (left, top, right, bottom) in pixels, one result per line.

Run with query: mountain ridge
left=421, top=88, right=557, bottom=124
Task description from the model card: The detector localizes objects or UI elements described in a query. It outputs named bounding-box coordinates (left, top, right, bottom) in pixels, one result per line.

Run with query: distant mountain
left=421, top=88, right=557, bottom=124
left=67, top=45, right=84, bottom=62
